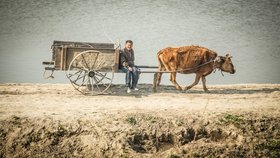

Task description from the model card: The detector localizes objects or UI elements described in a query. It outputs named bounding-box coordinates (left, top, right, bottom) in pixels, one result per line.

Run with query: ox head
left=215, top=54, right=236, bottom=74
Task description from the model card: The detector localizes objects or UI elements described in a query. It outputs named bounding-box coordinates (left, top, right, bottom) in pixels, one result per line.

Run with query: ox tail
left=157, top=50, right=165, bottom=71
left=153, top=50, right=164, bottom=91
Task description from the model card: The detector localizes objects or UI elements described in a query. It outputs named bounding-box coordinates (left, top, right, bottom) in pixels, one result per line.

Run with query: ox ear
left=215, top=56, right=222, bottom=63
left=225, top=53, right=233, bottom=58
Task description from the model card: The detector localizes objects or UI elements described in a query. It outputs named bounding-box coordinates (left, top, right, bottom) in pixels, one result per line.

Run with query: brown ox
left=153, top=45, right=235, bottom=92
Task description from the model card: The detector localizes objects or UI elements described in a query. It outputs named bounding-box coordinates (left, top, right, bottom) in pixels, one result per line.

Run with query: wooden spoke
left=93, top=77, right=101, bottom=91
left=74, top=73, right=87, bottom=83
left=81, top=54, right=90, bottom=69
left=91, top=53, right=99, bottom=70
left=68, top=69, right=83, bottom=78
left=95, top=71, right=112, bottom=80
left=72, top=56, right=88, bottom=71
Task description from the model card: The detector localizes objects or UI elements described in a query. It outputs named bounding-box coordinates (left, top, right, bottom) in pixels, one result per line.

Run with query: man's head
left=125, top=40, right=133, bottom=50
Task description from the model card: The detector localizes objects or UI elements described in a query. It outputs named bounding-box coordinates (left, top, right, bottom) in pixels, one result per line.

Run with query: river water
left=0, top=0, right=279, bottom=85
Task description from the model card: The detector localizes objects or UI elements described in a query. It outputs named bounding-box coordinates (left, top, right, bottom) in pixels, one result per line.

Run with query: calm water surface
left=0, top=0, right=279, bottom=85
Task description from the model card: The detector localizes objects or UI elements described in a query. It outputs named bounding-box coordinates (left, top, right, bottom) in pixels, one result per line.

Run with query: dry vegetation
left=0, top=83, right=279, bottom=157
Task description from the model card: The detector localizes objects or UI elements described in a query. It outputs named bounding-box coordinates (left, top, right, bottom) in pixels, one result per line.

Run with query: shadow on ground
left=107, top=84, right=280, bottom=97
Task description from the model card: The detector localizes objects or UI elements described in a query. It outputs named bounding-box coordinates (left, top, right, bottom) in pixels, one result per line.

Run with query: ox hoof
left=176, top=87, right=183, bottom=91
left=204, top=89, right=210, bottom=93
left=153, top=88, right=157, bottom=93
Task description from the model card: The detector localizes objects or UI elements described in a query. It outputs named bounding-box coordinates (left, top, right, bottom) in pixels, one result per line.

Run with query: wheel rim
left=66, top=50, right=114, bottom=95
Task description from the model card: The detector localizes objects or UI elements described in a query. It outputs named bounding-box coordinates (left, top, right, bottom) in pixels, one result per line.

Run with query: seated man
left=120, top=40, right=140, bottom=93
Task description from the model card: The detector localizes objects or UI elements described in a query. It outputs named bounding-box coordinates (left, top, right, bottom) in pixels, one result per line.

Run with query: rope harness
left=152, top=57, right=222, bottom=74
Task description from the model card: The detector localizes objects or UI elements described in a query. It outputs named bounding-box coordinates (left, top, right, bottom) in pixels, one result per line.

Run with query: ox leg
left=185, top=73, right=201, bottom=90
left=170, top=72, right=182, bottom=90
left=152, top=73, right=158, bottom=92
left=202, top=76, right=210, bottom=93
left=156, top=72, right=163, bottom=86
left=156, top=64, right=165, bottom=86
left=153, top=66, right=165, bottom=92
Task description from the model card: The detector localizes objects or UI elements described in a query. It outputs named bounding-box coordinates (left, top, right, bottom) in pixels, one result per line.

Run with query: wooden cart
left=43, top=40, right=157, bottom=95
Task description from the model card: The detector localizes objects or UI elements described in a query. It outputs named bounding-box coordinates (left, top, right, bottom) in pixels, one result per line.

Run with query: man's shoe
left=127, top=88, right=131, bottom=93
left=133, top=88, right=139, bottom=91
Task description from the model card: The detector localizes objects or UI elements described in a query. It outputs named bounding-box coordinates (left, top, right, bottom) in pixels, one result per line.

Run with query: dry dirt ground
left=0, top=83, right=279, bottom=158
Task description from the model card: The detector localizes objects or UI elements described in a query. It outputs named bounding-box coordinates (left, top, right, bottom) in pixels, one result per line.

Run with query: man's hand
left=128, top=67, right=133, bottom=71
left=123, top=62, right=128, bottom=67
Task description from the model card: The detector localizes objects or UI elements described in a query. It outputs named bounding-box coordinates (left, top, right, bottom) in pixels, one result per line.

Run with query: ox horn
left=225, top=53, right=233, bottom=58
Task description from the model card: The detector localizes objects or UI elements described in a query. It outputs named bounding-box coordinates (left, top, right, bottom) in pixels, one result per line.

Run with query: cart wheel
left=66, top=50, right=114, bottom=95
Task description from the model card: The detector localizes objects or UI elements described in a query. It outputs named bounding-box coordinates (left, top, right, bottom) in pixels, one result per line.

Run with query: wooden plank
left=137, top=65, right=158, bottom=69
left=71, top=47, right=114, bottom=51
left=114, top=48, right=120, bottom=72
left=116, top=70, right=159, bottom=74
left=53, top=41, right=114, bottom=49
left=42, top=61, right=54, bottom=65
left=62, top=47, right=67, bottom=70
left=44, top=67, right=55, bottom=71
left=139, top=71, right=159, bottom=73
left=65, top=47, right=115, bottom=53
left=53, top=47, right=62, bottom=70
